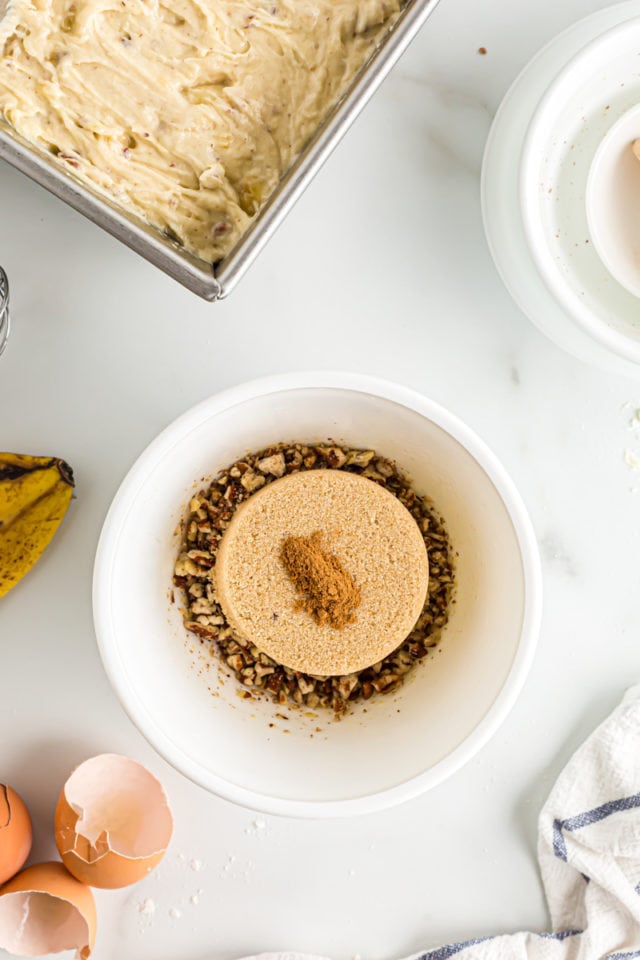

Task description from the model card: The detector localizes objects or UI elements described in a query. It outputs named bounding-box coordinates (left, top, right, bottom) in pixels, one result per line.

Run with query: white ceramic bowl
left=520, top=15, right=640, bottom=366
left=482, top=0, right=640, bottom=377
left=93, top=373, right=542, bottom=818
left=586, top=102, right=640, bottom=300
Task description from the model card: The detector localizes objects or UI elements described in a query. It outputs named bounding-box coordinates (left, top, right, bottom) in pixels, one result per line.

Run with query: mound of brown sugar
left=215, top=469, right=429, bottom=677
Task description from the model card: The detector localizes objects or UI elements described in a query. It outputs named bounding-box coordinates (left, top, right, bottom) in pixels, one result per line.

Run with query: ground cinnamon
left=280, top=531, right=361, bottom=629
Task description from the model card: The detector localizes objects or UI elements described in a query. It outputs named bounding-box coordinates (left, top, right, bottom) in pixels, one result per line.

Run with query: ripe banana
left=0, top=453, right=75, bottom=599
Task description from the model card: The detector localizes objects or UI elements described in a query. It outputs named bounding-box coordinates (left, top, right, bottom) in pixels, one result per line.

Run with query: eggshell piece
left=0, top=861, right=96, bottom=959
left=54, top=754, right=173, bottom=889
left=0, top=785, right=32, bottom=885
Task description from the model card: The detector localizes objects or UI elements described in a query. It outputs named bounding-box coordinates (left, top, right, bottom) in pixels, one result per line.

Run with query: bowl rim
left=93, top=372, right=542, bottom=818
left=585, top=101, right=640, bottom=300
left=519, top=15, right=640, bottom=366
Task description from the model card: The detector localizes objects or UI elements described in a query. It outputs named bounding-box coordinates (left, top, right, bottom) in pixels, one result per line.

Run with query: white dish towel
left=250, top=686, right=640, bottom=960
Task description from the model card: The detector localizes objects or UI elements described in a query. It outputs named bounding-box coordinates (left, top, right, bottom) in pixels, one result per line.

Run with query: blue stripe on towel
left=553, top=794, right=640, bottom=862
left=416, top=939, right=494, bottom=960
left=416, top=931, right=581, bottom=959
left=539, top=931, right=583, bottom=940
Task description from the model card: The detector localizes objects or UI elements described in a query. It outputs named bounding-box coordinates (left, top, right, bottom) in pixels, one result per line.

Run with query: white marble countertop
left=1, top=0, right=640, bottom=957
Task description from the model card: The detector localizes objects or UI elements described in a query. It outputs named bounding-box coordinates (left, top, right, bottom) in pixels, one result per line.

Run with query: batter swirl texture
left=0, top=0, right=400, bottom=261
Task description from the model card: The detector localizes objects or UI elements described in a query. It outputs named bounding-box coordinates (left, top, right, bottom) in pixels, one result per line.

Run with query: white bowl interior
left=587, top=102, right=640, bottom=299
left=520, top=17, right=640, bottom=362
left=97, top=387, right=527, bottom=808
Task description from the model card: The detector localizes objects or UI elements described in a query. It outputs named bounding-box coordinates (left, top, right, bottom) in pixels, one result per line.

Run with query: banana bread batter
left=0, top=0, right=400, bottom=262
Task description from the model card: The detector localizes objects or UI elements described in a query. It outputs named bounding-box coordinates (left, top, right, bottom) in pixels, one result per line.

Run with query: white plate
left=93, top=373, right=541, bottom=818
left=482, top=0, right=640, bottom=378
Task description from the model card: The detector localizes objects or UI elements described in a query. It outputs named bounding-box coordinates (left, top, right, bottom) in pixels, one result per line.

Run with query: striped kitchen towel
left=250, top=685, right=640, bottom=960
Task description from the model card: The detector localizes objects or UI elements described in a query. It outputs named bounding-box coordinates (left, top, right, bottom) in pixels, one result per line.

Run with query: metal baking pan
left=0, top=0, right=440, bottom=301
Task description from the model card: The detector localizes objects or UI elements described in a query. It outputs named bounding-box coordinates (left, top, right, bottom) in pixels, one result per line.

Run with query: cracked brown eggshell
left=54, top=753, right=173, bottom=888
left=0, top=785, right=32, bottom=886
left=0, top=861, right=96, bottom=959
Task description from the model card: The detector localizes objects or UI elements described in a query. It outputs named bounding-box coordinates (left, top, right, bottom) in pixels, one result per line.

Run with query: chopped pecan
left=256, top=453, right=286, bottom=477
